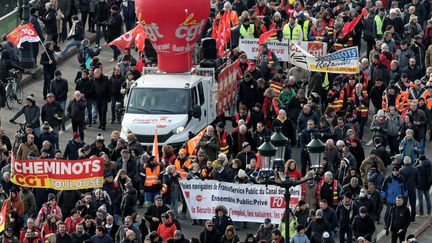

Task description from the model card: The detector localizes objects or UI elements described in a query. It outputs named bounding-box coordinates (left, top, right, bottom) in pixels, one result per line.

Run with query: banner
left=180, top=179, right=302, bottom=222
left=6, top=23, right=41, bottom=48
left=239, top=39, right=327, bottom=61
left=186, top=128, right=206, bottom=155
left=11, top=156, right=104, bottom=190
left=217, top=60, right=241, bottom=117
left=289, top=41, right=359, bottom=74
left=0, top=205, right=6, bottom=233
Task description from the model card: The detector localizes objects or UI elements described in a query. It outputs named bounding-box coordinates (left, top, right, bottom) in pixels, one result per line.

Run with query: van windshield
left=126, top=88, right=189, bottom=114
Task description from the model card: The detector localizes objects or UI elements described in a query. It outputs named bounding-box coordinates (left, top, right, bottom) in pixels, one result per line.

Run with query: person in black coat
left=39, top=5, right=57, bottom=43
left=200, top=220, right=222, bottom=243
left=67, top=91, right=87, bottom=140
left=385, top=196, right=411, bottom=243
left=30, top=8, right=45, bottom=60
left=121, top=0, right=135, bottom=31
left=121, top=182, right=138, bottom=218
left=104, top=215, right=119, bottom=239
left=305, top=209, right=331, bottom=243
left=351, top=206, right=375, bottom=242
left=50, top=70, right=68, bottom=130
left=144, top=195, right=170, bottom=232
left=41, top=93, right=63, bottom=131
left=415, top=155, right=432, bottom=215
left=40, top=41, right=57, bottom=99
left=236, top=73, right=258, bottom=110
left=94, top=0, right=110, bottom=46
left=103, top=5, right=123, bottom=61
left=336, top=193, right=358, bottom=243
left=63, top=133, right=85, bottom=159
left=75, top=69, right=95, bottom=126
left=58, top=15, right=84, bottom=57
left=212, top=205, right=233, bottom=236
left=109, top=67, right=124, bottom=123
left=92, top=68, right=111, bottom=130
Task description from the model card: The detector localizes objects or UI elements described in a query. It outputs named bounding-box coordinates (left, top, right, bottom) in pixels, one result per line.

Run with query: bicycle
left=12, top=122, right=26, bottom=154
left=5, top=69, right=23, bottom=109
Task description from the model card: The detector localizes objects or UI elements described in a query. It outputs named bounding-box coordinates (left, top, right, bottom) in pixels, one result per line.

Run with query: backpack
left=77, top=46, right=87, bottom=64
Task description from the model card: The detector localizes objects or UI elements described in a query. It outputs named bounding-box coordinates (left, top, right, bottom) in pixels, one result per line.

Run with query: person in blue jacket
left=381, top=166, right=407, bottom=227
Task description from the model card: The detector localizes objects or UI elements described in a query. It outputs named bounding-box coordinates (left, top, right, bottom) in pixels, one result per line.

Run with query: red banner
left=11, top=156, right=104, bottom=190
left=341, top=8, right=368, bottom=38
left=0, top=205, right=6, bottom=233
left=6, top=23, right=41, bottom=48
left=258, top=29, right=280, bottom=45
left=217, top=60, right=241, bottom=116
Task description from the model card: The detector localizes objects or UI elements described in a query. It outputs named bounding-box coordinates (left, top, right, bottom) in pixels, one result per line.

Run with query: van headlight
left=175, top=126, right=185, bottom=134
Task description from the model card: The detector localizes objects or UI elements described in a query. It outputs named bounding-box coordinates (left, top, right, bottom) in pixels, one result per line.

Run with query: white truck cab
left=120, top=67, right=217, bottom=147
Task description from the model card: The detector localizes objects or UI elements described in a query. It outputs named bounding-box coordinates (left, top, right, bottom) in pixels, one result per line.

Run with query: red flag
left=0, top=204, right=6, bottom=233
left=133, top=24, right=146, bottom=52
left=6, top=23, right=41, bottom=48
left=211, top=19, right=218, bottom=39
left=217, top=11, right=232, bottom=56
left=340, top=8, right=368, bottom=38
left=107, top=31, right=134, bottom=50
left=152, top=129, right=159, bottom=163
left=259, top=29, right=280, bottom=45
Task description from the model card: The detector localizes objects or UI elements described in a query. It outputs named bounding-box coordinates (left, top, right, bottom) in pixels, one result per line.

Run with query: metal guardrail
left=0, top=0, right=37, bottom=35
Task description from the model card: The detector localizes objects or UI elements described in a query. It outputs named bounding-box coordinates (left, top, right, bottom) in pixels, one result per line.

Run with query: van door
left=191, top=85, right=207, bottom=131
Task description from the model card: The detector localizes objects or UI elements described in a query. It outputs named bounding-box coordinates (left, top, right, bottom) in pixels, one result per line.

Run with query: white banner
left=239, top=39, right=327, bottom=61
left=180, top=179, right=302, bottom=222
left=289, top=41, right=359, bottom=74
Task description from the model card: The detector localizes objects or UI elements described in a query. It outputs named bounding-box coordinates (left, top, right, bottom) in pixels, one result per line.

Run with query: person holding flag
left=140, top=155, right=163, bottom=209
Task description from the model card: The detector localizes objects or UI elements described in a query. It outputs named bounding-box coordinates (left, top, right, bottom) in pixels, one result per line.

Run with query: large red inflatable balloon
left=135, top=0, right=210, bottom=73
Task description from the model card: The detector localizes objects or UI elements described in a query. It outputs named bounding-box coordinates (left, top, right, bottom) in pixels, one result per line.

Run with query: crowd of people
left=0, top=0, right=431, bottom=243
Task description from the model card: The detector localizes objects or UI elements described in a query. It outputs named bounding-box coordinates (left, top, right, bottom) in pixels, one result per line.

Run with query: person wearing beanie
left=41, top=92, right=63, bottom=135
left=415, top=155, right=432, bottom=216
left=295, top=200, right=310, bottom=229
left=351, top=206, right=375, bottom=242
left=63, top=131, right=85, bottom=160
left=306, top=208, right=331, bottom=243
left=399, top=156, right=418, bottom=222
left=9, top=94, right=41, bottom=134
left=233, top=169, right=249, bottom=184
left=89, top=133, right=110, bottom=157
left=35, top=193, right=62, bottom=227
left=381, top=166, right=408, bottom=225
left=289, top=224, right=309, bottom=243
left=336, top=192, right=359, bottom=243
left=210, top=160, right=229, bottom=182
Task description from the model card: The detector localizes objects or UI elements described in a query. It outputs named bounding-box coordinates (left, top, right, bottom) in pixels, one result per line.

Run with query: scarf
left=68, top=20, right=79, bottom=38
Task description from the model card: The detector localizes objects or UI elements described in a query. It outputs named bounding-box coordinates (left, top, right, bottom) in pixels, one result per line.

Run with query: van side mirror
left=192, top=105, right=201, bottom=118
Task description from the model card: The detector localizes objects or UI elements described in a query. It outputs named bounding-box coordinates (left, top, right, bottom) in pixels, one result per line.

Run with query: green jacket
left=279, top=88, right=296, bottom=105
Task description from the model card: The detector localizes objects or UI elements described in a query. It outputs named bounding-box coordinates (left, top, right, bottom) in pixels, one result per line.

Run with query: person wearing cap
left=395, top=39, right=415, bottom=68
left=385, top=195, right=411, bottom=243
left=411, top=34, right=426, bottom=70
left=39, top=121, right=58, bottom=149
left=0, top=226, right=19, bottom=242
left=10, top=95, right=41, bottom=134
left=141, top=155, right=162, bottom=208
left=255, top=218, right=274, bottom=242
left=290, top=224, right=309, bottom=243
left=101, top=5, right=123, bottom=62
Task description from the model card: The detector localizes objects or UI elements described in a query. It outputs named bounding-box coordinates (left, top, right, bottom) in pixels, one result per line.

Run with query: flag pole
left=39, top=40, right=52, bottom=62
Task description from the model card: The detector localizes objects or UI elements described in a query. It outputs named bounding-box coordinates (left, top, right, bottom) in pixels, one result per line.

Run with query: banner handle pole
left=40, top=40, right=52, bottom=62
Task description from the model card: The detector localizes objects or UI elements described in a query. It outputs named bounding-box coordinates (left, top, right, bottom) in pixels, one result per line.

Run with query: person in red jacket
left=380, top=44, right=394, bottom=71
left=285, top=159, right=302, bottom=180
left=157, top=213, right=177, bottom=242
left=64, top=208, right=84, bottom=234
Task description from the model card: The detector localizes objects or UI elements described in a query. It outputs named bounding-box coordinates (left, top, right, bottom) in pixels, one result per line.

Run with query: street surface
left=0, top=39, right=431, bottom=242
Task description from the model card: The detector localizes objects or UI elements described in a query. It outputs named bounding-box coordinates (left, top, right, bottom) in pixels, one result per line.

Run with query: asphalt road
left=0, top=39, right=431, bottom=242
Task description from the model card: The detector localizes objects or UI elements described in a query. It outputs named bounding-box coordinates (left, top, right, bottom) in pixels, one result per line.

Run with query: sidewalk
left=21, top=31, right=97, bottom=86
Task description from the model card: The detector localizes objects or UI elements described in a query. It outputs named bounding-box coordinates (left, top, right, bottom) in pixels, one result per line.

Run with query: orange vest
left=329, top=90, right=345, bottom=112
left=144, top=166, right=161, bottom=187
left=352, top=91, right=368, bottom=118
left=395, top=91, right=409, bottom=112
left=217, top=131, right=229, bottom=155
left=421, top=89, right=432, bottom=109
left=175, top=158, right=192, bottom=179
